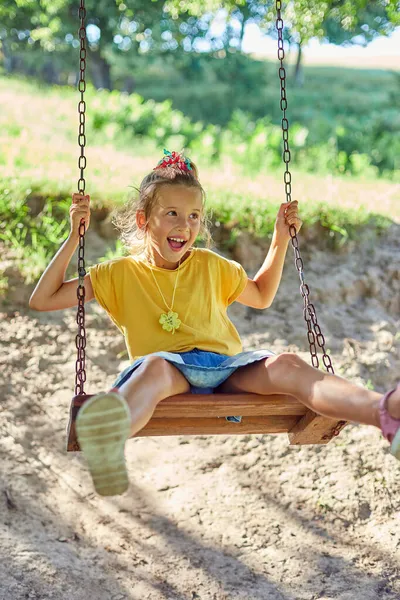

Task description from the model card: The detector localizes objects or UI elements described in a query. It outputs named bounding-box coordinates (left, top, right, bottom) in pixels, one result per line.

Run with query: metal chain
left=275, top=1, right=346, bottom=436
left=75, top=0, right=87, bottom=396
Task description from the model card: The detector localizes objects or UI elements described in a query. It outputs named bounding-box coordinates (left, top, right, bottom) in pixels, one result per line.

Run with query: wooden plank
left=66, top=392, right=342, bottom=451
left=288, top=411, right=347, bottom=445
left=152, top=393, right=306, bottom=418
left=133, top=415, right=300, bottom=437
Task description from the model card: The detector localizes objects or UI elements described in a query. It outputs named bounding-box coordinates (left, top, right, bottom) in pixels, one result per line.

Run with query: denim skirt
left=112, top=348, right=275, bottom=423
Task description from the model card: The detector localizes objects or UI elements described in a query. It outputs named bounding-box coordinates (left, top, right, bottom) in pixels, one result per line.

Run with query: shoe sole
left=76, top=392, right=131, bottom=496
left=391, top=428, right=400, bottom=460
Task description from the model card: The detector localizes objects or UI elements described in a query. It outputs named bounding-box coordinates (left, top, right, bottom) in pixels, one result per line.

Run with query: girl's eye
left=166, top=211, right=199, bottom=220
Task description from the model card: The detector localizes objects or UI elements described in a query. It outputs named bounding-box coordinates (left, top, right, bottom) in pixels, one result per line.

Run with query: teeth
left=169, top=237, right=186, bottom=242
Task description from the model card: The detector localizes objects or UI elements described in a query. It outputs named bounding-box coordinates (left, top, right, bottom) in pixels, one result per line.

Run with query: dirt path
left=1, top=226, right=399, bottom=600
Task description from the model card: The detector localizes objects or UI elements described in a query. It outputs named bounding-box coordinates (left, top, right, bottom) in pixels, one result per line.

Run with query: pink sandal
left=379, top=384, right=400, bottom=460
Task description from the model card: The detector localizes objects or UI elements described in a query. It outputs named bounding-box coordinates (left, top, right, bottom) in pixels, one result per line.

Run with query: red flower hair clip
left=154, top=149, right=192, bottom=172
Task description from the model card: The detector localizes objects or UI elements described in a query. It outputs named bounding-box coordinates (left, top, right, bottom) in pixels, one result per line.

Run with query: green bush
left=0, top=179, right=70, bottom=283
left=131, top=55, right=400, bottom=178
left=85, top=79, right=399, bottom=179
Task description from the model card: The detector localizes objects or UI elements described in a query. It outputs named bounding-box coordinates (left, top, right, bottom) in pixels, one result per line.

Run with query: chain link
left=75, top=0, right=87, bottom=396
left=275, top=1, right=346, bottom=438
left=275, top=0, right=335, bottom=376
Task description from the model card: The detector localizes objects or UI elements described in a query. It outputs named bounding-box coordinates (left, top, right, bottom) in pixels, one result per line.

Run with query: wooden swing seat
left=67, top=392, right=346, bottom=452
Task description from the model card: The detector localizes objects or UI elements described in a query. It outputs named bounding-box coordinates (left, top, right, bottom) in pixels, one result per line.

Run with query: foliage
left=165, top=0, right=400, bottom=42
left=206, top=188, right=392, bottom=249
left=1, top=0, right=399, bottom=91
left=98, top=239, right=127, bottom=262
left=0, top=180, right=70, bottom=283
left=0, top=74, right=397, bottom=287
left=84, top=72, right=400, bottom=177
left=0, top=175, right=393, bottom=287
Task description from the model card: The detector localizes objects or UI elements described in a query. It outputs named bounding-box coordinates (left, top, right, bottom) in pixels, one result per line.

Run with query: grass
left=251, top=51, right=400, bottom=72
left=0, top=75, right=399, bottom=285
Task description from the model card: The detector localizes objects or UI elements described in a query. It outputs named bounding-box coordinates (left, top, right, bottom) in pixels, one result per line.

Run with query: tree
left=2, top=0, right=399, bottom=89
left=165, top=0, right=400, bottom=85
left=323, top=3, right=398, bottom=45
left=0, top=0, right=169, bottom=88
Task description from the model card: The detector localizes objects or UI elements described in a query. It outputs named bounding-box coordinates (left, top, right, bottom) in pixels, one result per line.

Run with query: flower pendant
left=159, top=310, right=181, bottom=334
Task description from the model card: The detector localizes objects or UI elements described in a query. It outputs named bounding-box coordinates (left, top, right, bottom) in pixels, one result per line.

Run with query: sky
left=202, top=10, right=399, bottom=67
left=242, top=23, right=400, bottom=62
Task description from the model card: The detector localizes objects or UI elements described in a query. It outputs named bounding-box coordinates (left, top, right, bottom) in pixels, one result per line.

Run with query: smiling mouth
left=167, top=237, right=187, bottom=251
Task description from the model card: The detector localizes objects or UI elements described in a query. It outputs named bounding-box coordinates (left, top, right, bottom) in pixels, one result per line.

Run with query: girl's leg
left=217, top=352, right=391, bottom=428
left=115, top=355, right=191, bottom=436
left=76, top=356, right=190, bottom=496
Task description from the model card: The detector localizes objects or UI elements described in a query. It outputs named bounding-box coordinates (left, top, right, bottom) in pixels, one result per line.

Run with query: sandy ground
left=1, top=224, right=399, bottom=600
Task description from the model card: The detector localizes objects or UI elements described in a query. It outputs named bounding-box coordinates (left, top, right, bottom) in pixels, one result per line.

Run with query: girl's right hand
left=70, top=193, right=91, bottom=237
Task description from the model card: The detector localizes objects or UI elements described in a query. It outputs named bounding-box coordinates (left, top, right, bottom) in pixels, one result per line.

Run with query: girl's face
left=139, top=185, right=203, bottom=269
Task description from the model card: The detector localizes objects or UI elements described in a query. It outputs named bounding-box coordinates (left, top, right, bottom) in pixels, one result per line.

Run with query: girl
left=29, top=150, right=400, bottom=497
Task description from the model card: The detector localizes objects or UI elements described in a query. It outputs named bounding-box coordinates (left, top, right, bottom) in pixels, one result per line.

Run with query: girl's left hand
left=274, top=200, right=303, bottom=241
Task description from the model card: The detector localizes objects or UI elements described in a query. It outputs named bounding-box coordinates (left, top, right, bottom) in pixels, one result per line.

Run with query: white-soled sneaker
left=76, top=391, right=131, bottom=496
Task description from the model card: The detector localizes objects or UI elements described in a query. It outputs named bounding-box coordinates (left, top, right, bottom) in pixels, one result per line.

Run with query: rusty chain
left=275, top=1, right=345, bottom=436
left=75, top=0, right=87, bottom=396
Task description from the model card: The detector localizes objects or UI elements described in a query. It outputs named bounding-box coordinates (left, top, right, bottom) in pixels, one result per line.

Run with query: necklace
left=148, top=258, right=182, bottom=334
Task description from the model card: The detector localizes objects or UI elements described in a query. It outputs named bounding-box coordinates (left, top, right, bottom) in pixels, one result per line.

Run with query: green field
left=0, top=75, right=398, bottom=287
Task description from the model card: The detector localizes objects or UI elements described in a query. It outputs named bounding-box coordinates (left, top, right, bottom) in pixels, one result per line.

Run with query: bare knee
left=140, top=355, right=190, bottom=396
left=266, top=352, right=305, bottom=381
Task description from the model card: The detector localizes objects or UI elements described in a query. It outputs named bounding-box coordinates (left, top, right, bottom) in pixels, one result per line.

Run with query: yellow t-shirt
left=88, top=247, right=248, bottom=360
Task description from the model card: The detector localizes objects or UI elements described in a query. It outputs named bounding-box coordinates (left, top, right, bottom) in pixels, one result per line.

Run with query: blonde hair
left=112, top=155, right=212, bottom=256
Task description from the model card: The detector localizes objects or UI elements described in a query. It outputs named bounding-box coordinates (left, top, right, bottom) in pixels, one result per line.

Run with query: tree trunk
left=238, top=15, right=246, bottom=52
left=1, top=39, right=16, bottom=73
left=42, top=61, right=59, bottom=84
left=123, top=76, right=136, bottom=94
left=293, top=42, right=304, bottom=87
left=89, top=48, right=112, bottom=90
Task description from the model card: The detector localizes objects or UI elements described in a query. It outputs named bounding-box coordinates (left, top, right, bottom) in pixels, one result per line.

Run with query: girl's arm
left=29, top=194, right=94, bottom=311
left=252, top=229, right=289, bottom=308
left=236, top=201, right=301, bottom=309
